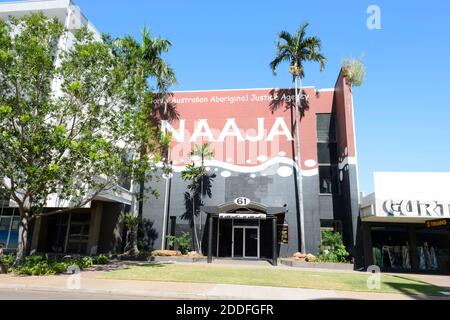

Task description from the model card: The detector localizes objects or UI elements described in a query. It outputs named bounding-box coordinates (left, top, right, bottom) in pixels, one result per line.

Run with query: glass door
left=244, top=228, right=258, bottom=258
left=232, top=227, right=244, bottom=258
left=232, top=226, right=260, bottom=259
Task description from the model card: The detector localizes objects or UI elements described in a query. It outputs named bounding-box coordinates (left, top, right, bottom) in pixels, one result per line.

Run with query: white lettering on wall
left=189, top=119, right=215, bottom=142
left=163, top=118, right=294, bottom=143
left=384, top=200, right=450, bottom=218
left=245, top=118, right=265, bottom=142
left=217, top=119, right=245, bottom=142
left=266, top=117, right=294, bottom=142
left=162, top=120, right=185, bottom=142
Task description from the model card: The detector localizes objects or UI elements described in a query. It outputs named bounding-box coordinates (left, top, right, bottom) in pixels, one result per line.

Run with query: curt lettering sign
left=383, top=200, right=450, bottom=218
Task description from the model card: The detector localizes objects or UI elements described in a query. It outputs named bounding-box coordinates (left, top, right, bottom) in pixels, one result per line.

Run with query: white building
left=359, top=172, right=450, bottom=273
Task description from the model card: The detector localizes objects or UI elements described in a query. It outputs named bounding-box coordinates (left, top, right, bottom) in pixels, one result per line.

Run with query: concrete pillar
left=362, top=223, right=373, bottom=269
left=207, top=215, right=213, bottom=263
left=272, top=217, right=278, bottom=266
left=87, top=202, right=103, bottom=255
left=409, top=225, right=419, bottom=271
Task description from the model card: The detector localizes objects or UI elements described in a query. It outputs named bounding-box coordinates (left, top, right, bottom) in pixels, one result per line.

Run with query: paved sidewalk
left=1, top=271, right=449, bottom=300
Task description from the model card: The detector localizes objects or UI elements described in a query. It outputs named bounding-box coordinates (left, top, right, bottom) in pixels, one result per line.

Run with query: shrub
left=2, top=253, right=111, bottom=276
left=93, top=254, right=110, bottom=265
left=317, top=230, right=350, bottom=263
left=166, top=232, right=192, bottom=255
left=76, top=256, right=94, bottom=269
left=1, top=254, right=15, bottom=267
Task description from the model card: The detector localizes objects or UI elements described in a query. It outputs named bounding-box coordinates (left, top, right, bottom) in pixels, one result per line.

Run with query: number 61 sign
left=234, top=197, right=250, bottom=206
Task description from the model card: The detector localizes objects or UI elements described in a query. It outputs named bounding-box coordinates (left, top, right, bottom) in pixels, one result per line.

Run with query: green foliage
left=342, top=56, right=366, bottom=87
left=77, top=256, right=94, bottom=269
left=93, top=254, right=110, bottom=265
left=166, top=232, right=192, bottom=255
left=181, top=163, right=206, bottom=184
left=317, top=231, right=350, bottom=263
left=123, top=213, right=140, bottom=229
left=0, top=13, right=173, bottom=259
left=270, top=21, right=326, bottom=81
left=5, top=255, right=109, bottom=276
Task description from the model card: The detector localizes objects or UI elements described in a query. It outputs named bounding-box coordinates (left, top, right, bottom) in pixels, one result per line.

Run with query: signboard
left=219, top=213, right=265, bottom=220
left=382, top=200, right=450, bottom=218
left=234, top=197, right=250, bottom=206
left=426, top=219, right=448, bottom=229
left=371, top=173, right=450, bottom=219
left=277, top=224, right=289, bottom=244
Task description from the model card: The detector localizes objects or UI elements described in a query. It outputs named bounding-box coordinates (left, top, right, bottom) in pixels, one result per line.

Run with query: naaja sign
left=383, top=200, right=450, bottom=218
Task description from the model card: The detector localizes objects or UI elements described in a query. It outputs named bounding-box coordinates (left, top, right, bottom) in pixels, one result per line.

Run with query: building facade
left=359, top=172, right=450, bottom=273
left=143, top=71, right=360, bottom=261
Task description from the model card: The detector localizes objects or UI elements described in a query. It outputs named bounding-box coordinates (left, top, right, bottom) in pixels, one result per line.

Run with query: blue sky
left=8, top=0, right=450, bottom=193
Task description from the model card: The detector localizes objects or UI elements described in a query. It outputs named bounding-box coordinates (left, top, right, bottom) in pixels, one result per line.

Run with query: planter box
left=280, top=258, right=354, bottom=271
left=149, top=256, right=207, bottom=263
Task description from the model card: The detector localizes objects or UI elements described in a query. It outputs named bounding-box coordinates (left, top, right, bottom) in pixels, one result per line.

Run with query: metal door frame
left=231, top=222, right=260, bottom=259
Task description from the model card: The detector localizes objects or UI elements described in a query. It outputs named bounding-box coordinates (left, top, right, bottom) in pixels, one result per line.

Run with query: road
left=0, top=288, right=163, bottom=300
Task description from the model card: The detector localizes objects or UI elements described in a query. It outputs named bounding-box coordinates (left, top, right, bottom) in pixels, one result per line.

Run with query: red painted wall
left=163, top=74, right=354, bottom=173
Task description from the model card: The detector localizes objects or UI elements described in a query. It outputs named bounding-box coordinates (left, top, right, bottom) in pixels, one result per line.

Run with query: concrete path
left=1, top=271, right=449, bottom=300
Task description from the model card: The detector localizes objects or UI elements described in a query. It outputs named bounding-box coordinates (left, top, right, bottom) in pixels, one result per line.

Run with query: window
left=66, top=213, right=90, bottom=254
left=316, top=114, right=337, bottom=142
left=317, top=114, right=339, bottom=194
left=0, top=210, right=20, bottom=250
left=319, top=166, right=339, bottom=194
left=317, top=142, right=338, bottom=164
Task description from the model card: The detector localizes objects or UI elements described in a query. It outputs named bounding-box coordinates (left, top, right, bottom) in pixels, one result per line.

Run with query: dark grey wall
left=141, top=160, right=358, bottom=257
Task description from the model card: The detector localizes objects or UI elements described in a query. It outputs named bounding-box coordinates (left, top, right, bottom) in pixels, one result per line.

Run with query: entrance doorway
left=232, top=225, right=260, bottom=259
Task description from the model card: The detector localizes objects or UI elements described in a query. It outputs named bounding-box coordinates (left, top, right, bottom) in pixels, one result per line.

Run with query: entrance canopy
left=201, top=201, right=286, bottom=265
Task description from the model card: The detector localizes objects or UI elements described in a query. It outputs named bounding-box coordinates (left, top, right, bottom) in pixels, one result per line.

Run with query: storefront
left=360, top=172, right=450, bottom=274
left=0, top=194, right=132, bottom=257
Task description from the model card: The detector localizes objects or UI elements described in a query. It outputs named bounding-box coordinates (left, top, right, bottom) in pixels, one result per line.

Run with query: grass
left=101, top=264, right=445, bottom=297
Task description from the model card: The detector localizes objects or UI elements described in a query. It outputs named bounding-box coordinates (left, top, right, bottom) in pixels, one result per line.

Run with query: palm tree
left=181, top=143, right=215, bottom=253
left=181, top=163, right=206, bottom=253
left=270, top=22, right=326, bottom=254
left=112, top=27, right=177, bottom=252
left=123, top=213, right=140, bottom=256
left=189, top=143, right=214, bottom=231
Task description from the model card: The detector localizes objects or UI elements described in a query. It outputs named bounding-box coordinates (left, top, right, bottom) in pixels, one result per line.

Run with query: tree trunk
left=15, top=216, right=29, bottom=265
left=128, top=229, right=139, bottom=256
left=192, top=194, right=201, bottom=253
left=294, top=74, right=306, bottom=254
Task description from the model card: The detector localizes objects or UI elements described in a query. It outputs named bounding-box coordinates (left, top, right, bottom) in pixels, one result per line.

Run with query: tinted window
left=319, top=165, right=339, bottom=194
left=317, top=143, right=338, bottom=164
left=317, top=114, right=337, bottom=142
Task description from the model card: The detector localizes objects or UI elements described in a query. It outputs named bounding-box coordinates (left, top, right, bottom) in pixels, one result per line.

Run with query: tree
left=123, top=213, right=140, bottom=256
left=0, top=14, right=167, bottom=263
left=109, top=27, right=177, bottom=252
left=181, top=163, right=205, bottom=253
left=189, top=143, right=214, bottom=233
left=270, top=22, right=326, bottom=254
left=181, top=143, right=215, bottom=254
